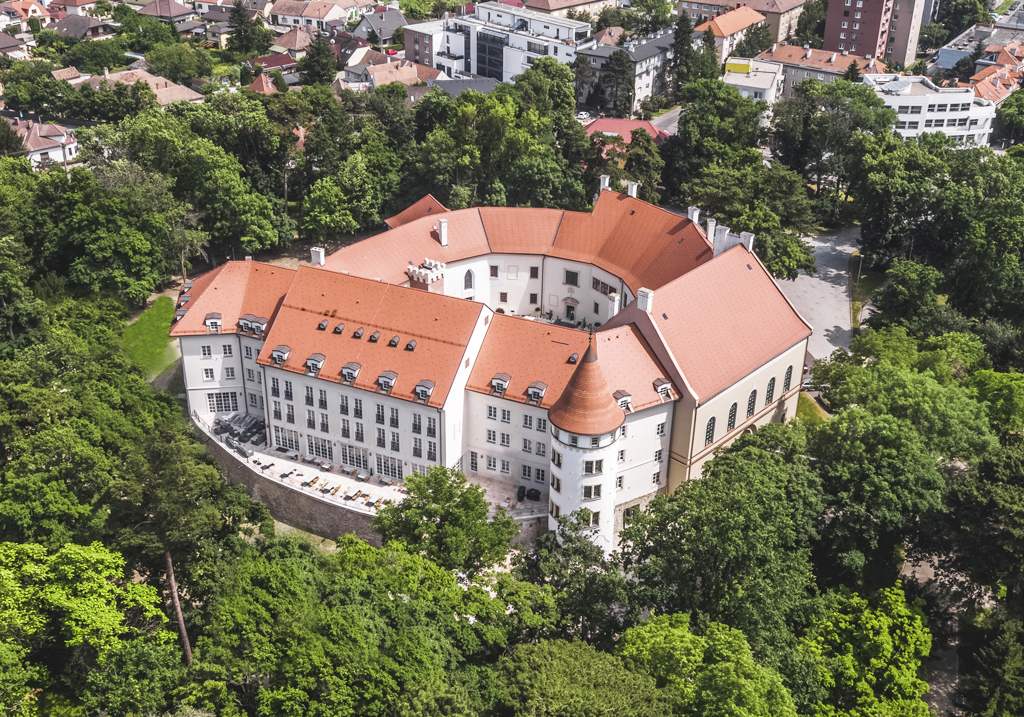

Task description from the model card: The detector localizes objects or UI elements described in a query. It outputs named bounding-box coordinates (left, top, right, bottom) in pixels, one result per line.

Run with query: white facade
left=577, top=29, right=674, bottom=112
left=862, top=74, right=996, bottom=145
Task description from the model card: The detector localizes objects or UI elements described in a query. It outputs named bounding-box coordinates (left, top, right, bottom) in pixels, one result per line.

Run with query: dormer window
left=568, top=352, right=579, bottom=364
left=204, top=312, right=222, bottom=333
left=492, top=373, right=511, bottom=394
left=388, top=335, right=400, bottom=347
left=415, top=379, right=435, bottom=402
left=333, top=322, right=345, bottom=334
left=271, top=345, right=291, bottom=365
left=306, top=353, right=326, bottom=375
left=317, top=319, right=328, bottom=330
left=179, top=294, right=191, bottom=306
left=174, top=308, right=188, bottom=321
left=353, top=327, right=364, bottom=339
left=405, top=340, right=417, bottom=351
left=342, top=361, right=361, bottom=382
left=614, top=390, right=632, bottom=411
left=654, top=378, right=673, bottom=400
left=527, top=381, right=547, bottom=404
left=368, top=331, right=380, bottom=343
left=238, top=319, right=252, bottom=332
left=182, top=280, right=194, bottom=291
left=378, top=370, right=398, bottom=392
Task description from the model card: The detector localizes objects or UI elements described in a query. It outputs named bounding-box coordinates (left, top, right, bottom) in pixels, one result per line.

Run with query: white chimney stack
left=607, top=291, right=621, bottom=318
left=706, top=217, right=717, bottom=243
left=310, top=246, right=325, bottom=266
left=599, top=174, right=610, bottom=192
left=739, top=231, right=755, bottom=252
left=438, top=217, right=448, bottom=247
left=687, top=206, right=701, bottom=223
left=713, top=226, right=731, bottom=257
left=637, top=287, right=654, bottom=313
left=626, top=181, right=639, bottom=198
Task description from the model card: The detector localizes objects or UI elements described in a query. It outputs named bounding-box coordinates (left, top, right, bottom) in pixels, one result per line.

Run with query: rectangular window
left=340, top=444, right=369, bottom=470
left=203, top=368, right=214, bottom=381
left=427, top=417, right=437, bottom=437
left=536, top=467, right=546, bottom=483
left=500, top=433, right=510, bottom=447
left=284, top=380, right=293, bottom=401
left=206, top=392, right=238, bottom=412
left=591, top=436, right=599, bottom=448
left=353, top=398, right=363, bottom=419
left=564, top=270, right=579, bottom=286
left=340, top=395, right=349, bottom=415
left=273, top=425, right=300, bottom=451
left=616, top=475, right=623, bottom=489
left=624, top=505, right=637, bottom=527
left=653, top=471, right=661, bottom=485
left=655, top=449, right=663, bottom=462
left=551, top=473, right=562, bottom=493
left=594, top=302, right=600, bottom=314
left=355, top=423, right=364, bottom=442
left=586, top=511, right=600, bottom=528
left=584, top=459, right=603, bottom=474
left=306, top=409, right=316, bottom=429
left=377, top=454, right=404, bottom=480
left=286, top=404, right=294, bottom=423
left=583, top=484, right=601, bottom=500
left=538, top=418, right=547, bottom=432
left=390, top=407, right=399, bottom=428
left=522, top=465, right=532, bottom=480
left=305, top=386, right=314, bottom=406
left=549, top=501, right=560, bottom=518
left=536, top=442, right=546, bottom=457
left=487, top=456, right=497, bottom=470
left=500, top=292, right=508, bottom=303
left=414, top=437, right=423, bottom=457
left=488, top=406, right=497, bottom=420
left=523, top=415, right=533, bottom=429
left=376, top=428, right=386, bottom=448
left=319, top=389, right=328, bottom=409
left=656, top=422, right=666, bottom=436
left=570, top=435, right=578, bottom=447
left=618, top=449, right=625, bottom=462
left=620, top=425, right=627, bottom=438
left=501, top=409, right=511, bottom=423
left=245, top=346, right=253, bottom=359
left=552, top=450, right=562, bottom=468
left=246, top=368, right=254, bottom=381
left=490, top=265, right=499, bottom=278
left=487, top=429, right=497, bottom=443
left=910, top=106, right=922, bottom=115
left=530, top=293, right=538, bottom=304
left=307, top=435, right=333, bottom=461
left=470, top=451, right=478, bottom=472
left=341, top=418, right=350, bottom=438
left=897, top=105, right=909, bottom=114
left=224, top=367, right=235, bottom=380
left=413, top=413, right=422, bottom=433
left=271, top=377, right=280, bottom=397
left=501, top=459, right=510, bottom=474
left=530, top=266, right=540, bottom=279
left=376, top=404, right=385, bottom=424
left=320, top=413, right=329, bottom=432
left=201, top=345, right=212, bottom=358
left=273, top=401, right=282, bottom=420
left=523, top=438, right=532, bottom=453
left=427, top=441, right=436, bottom=461
left=222, top=344, right=233, bottom=356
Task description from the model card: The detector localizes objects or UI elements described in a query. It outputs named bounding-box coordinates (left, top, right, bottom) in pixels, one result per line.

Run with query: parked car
left=386, top=49, right=398, bottom=55
left=575, top=111, right=590, bottom=120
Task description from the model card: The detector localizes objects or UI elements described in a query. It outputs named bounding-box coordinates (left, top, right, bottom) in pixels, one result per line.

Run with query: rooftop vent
left=353, top=327, right=364, bottom=339
left=317, top=319, right=328, bottom=330
left=333, top=322, right=345, bottom=334
left=388, top=335, right=400, bottom=347
left=568, top=352, right=579, bottom=364
left=405, top=340, right=417, bottom=351
left=369, top=331, right=380, bottom=342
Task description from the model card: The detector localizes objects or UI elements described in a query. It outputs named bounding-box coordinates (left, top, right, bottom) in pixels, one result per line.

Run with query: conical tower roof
left=548, top=340, right=625, bottom=436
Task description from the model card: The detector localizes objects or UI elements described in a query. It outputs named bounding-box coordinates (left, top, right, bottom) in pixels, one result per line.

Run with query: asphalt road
left=650, top=106, right=681, bottom=134
left=774, top=227, right=860, bottom=362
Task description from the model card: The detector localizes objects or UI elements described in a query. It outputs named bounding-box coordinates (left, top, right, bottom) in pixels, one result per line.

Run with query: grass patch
left=850, top=251, right=886, bottom=303
left=650, top=104, right=677, bottom=118
left=122, top=296, right=177, bottom=378
left=797, top=392, right=828, bottom=425
left=996, top=0, right=1014, bottom=13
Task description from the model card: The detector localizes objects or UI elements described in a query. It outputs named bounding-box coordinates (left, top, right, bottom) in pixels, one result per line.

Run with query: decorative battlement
left=406, top=258, right=447, bottom=293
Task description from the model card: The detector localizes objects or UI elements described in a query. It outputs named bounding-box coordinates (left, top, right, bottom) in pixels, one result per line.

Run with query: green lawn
left=797, top=392, right=828, bottom=426
left=849, top=251, right=886, bottom=327
left=122, top=296, right=177, bottom=378
left=996, top=0, right=1014, bottom=13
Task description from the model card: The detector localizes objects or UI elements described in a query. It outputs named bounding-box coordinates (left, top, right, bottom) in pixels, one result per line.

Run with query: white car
left=576, top=111, right=590, bottom=120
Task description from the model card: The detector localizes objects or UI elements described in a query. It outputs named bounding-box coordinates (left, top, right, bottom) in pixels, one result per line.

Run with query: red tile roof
left=170, top=261, right=296, bottom=337
left=648, top=245, right=811, bottom=402
left=254, top=266, right=484, bottom=407
left=249, top=73, right=277, bottom=94
left=548, top=342, right=625, bottom=435
left=695, top=5, right=765, bottom=37
left=756, top=45, right=887, bottom=73
left=325, top=191, right=712, bottom=294
left=385, top=194, right=448, bottom=228
left=585, top=118, right=670, bottom=146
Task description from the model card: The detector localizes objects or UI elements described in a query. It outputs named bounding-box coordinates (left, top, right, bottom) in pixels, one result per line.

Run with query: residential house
left=0, top=3, right=21, bottom=32
left=6, top=118, right=78, bottom=169
left=202, top=5, right=265, bottom=24
left=576, top=28, right=673, bottom=114
left=744, top=0, right=805, bottom=43
left=138, top=0, right=197, bottom=23
left=678, top=0, right=738, bottom=24
left=755, top=43, right=887, bottom=97
left=173, top=19, right=205, bottom=36
left=247, top=52, right=299, bottom=73
left=523, top=0, right=617, bottom=19
left=591, top=25, right=624, bottom=46
left=194, top=0, right=273, bottom=18
left=270, top=0, right=348, bottom=28
left=426, top=75, right=500, bottom=95
left=404, top=3, right=591, bottom=83
left=693, top=6, right=768, bottom=65
left=206, top=21, right=231, bottom=48
left=721, top=57, right=785, bottom=114
left=585, top=118, right=670, bottom=153
left=52, top=14, right=116, bottom=39
left=344, top=58, right=445, bottom=88
left=271, top=24, right=319, bottom=57
left=249, top=73, right=279, bottom=93
left=57, top=0, right=99, bottom=16
left=861, top=73, right=995, bottom=144
left=6, top=0, right=48, bottom=31
left=0, top=31, right=27, bottom=58
left=89, top=68, right=205, bottom=105
left=963, top=64, right=1023, bottom=108
left=352, top=8, right=408, bottom=45
left=51, top=65, right=91, bottom=85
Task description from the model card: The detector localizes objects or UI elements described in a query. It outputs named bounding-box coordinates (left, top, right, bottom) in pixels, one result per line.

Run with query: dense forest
left=0, top=9, right=1023, bottom=716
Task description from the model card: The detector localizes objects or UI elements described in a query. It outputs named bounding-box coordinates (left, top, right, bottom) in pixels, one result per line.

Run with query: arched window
left=464, top=270, right=474, bottom=290
left=746, top=390, right=757, bottom=418
left=765, top=377, right=776, bottom=405
left=727, top=402, right=737, bottom=431
left=783, top=365, right=793, bottom=392
left=705, top=416, right=716, bottom=446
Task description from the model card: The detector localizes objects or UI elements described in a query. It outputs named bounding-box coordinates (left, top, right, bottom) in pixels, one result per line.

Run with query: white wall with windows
left=547, top=426, right=619, bottom=551
left=179, top=335, right=247, bottom=418
left=463, top=390, right=552, bottom=487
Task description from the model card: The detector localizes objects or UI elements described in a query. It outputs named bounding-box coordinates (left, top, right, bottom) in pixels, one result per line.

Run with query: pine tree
left=842, top=60, right=861, bottom=82
left=693, top=27, right=720, bottom=80
left=299, top=33, right=338, bottom=86
left=669, top=11, right=695, bottom=99
left=226, top=0, right=255, bottom=59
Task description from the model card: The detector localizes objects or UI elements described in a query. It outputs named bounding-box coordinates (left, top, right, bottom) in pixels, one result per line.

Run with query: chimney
left=103, top=66, right=109, bottom=78
left=805, top=47, right=812, bottom=58
left=599, top=174, right=610, bottom=192
left=438, top=217, right=448, bottom=247
left=739, top=231, right=755, bottom=252
left=706, top=216, right=717, bottom=242
left=770, top=42, right=776, bottom=52
left=607, top=291, right=621, bottom=318
left=687, top=205, right=701, bottom=223
left=830, top=52, right=836, bottom=62
left=310, top=246, right=325, bottom=266
left=626, top=181, right=638, bottom=198
left=636, top=287, right=654, bottom=313
left=713, top=225, right=731, bottom=257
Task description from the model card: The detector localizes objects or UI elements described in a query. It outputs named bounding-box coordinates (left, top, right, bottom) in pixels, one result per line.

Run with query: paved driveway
left=650, top=106, right=680, bottom=135
left=775, top=227, right=860, bottom=362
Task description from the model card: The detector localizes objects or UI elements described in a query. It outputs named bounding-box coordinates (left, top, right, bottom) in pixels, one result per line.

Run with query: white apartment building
left=722, top=57, right=785, bottom=124
left=862, top=74, right=996, bottom=145
left=173, top=188, right=811, bottom=552
left=404, top=2, right=590, bottom=82
left=576, top=29, right=674, bottom=113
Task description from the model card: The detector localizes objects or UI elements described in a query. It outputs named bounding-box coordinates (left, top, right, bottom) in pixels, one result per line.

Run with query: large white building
left=172, top=188, right=812, bottom=552
left=861, top=74, right=996, bottom=145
